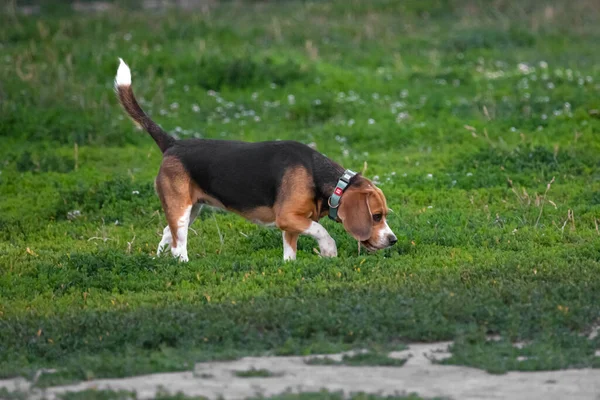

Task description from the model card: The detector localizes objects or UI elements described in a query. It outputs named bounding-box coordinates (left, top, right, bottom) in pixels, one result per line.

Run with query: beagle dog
left=115, top=59, right=397, bottom=261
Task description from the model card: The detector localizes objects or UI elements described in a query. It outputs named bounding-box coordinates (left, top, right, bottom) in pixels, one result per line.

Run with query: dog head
left=337, top=178, right=397, bottom=251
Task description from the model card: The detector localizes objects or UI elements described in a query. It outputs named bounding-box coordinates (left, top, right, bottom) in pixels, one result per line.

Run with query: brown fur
left=338, top=181, right=389, bottom=245
left=155, top=157, right=194, bottom=247
left=237, top=207, right=276, bottom=224
left=116, top=84, right=175, bottom=152
left=274, top=167, right=316, bottom=234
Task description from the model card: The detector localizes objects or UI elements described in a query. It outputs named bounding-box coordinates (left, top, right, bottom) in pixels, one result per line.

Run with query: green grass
left=1, top=0, right=600, bottom=388
left=305, top=352, right=408, bottom=367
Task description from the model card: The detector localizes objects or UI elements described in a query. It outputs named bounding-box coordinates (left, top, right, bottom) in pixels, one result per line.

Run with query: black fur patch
left=166, top=139, right=346, bottom=211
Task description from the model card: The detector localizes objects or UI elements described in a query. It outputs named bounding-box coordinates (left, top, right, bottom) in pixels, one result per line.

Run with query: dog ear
left=338, top=189, right=373, bottom=241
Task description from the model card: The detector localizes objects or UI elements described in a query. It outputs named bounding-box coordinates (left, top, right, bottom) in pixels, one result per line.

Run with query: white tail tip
left=115, top=57, right=131, bottom=87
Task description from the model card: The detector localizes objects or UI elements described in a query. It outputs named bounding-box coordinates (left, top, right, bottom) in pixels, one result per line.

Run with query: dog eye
left=372, top=213, right=383, bottom=222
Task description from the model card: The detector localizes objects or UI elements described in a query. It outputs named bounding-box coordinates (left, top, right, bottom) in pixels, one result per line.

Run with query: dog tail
left=114, top=58, right=176, bottom=153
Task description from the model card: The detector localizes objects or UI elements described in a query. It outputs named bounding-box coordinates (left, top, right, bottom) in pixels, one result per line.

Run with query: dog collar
left=328, top=169, right=357, bottom=221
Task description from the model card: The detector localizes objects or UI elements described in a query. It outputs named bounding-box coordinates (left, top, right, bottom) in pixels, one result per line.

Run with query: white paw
left=171, top=247, right=189, bottom=262
left=319, top=237, right=338, bottom=257
left=283, top=253, right=297, bottom=261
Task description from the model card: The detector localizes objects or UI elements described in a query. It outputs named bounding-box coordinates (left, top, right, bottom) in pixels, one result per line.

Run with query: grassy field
left=1, top=0, right=600, bottom=389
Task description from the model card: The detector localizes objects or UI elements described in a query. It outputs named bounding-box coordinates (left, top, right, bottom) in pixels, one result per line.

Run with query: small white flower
left=313, top=99, right=321, bottom=105
left=270, top=83, right=277, bottom=89
left=132, top=190, right=140, bottom=195
left=466, top=172, right=473, bottom=177
left=348, top=119, right=355, bottom=127
left=426, top=174, right=433, bottom=179
left=510, top=127, right=517, bottom=132
left=254, top=116, right=261, bottom=122
left=170, top=102, right=179, bottom=110
left=192, top=104, right=200, bottom=112
left=518, top=63, right=531, bottom=74
left=427, top=206, right=433, bottom=209
left=547, top=82, right=555, bottom=89
left=539, top=61, right=548, bottom=69
left=223, top=118, right=230, bottom=124
left=396, top=112, right=410, bottom=122
left=287, top=94, right=295, bottom=105
left=167, top=78, right=175, bottom=85
left=123, top=33, right=132, bottom=41
left=368, top=118, right=375, bottom=125
left=541, top=114, right=547, bottom=120
left=184, top=85, right=189, bottom=92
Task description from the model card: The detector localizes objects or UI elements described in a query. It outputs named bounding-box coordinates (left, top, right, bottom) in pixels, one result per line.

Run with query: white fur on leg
left=303, top=221, right=337, bottom=257
left=282, top=232, right=297, bottom=261
left=170, top=205, right=192, bottom=262
left=115, top=58, right=131, bottom=87
left=157, top=225, right=173, bottom=256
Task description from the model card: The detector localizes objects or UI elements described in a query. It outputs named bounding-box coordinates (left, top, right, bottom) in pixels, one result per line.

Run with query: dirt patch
left=2, top=342, right=600, bottom=399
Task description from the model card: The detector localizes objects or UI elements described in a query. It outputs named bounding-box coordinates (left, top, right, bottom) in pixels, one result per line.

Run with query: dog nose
left=387, top=234, right=398, bottom=246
